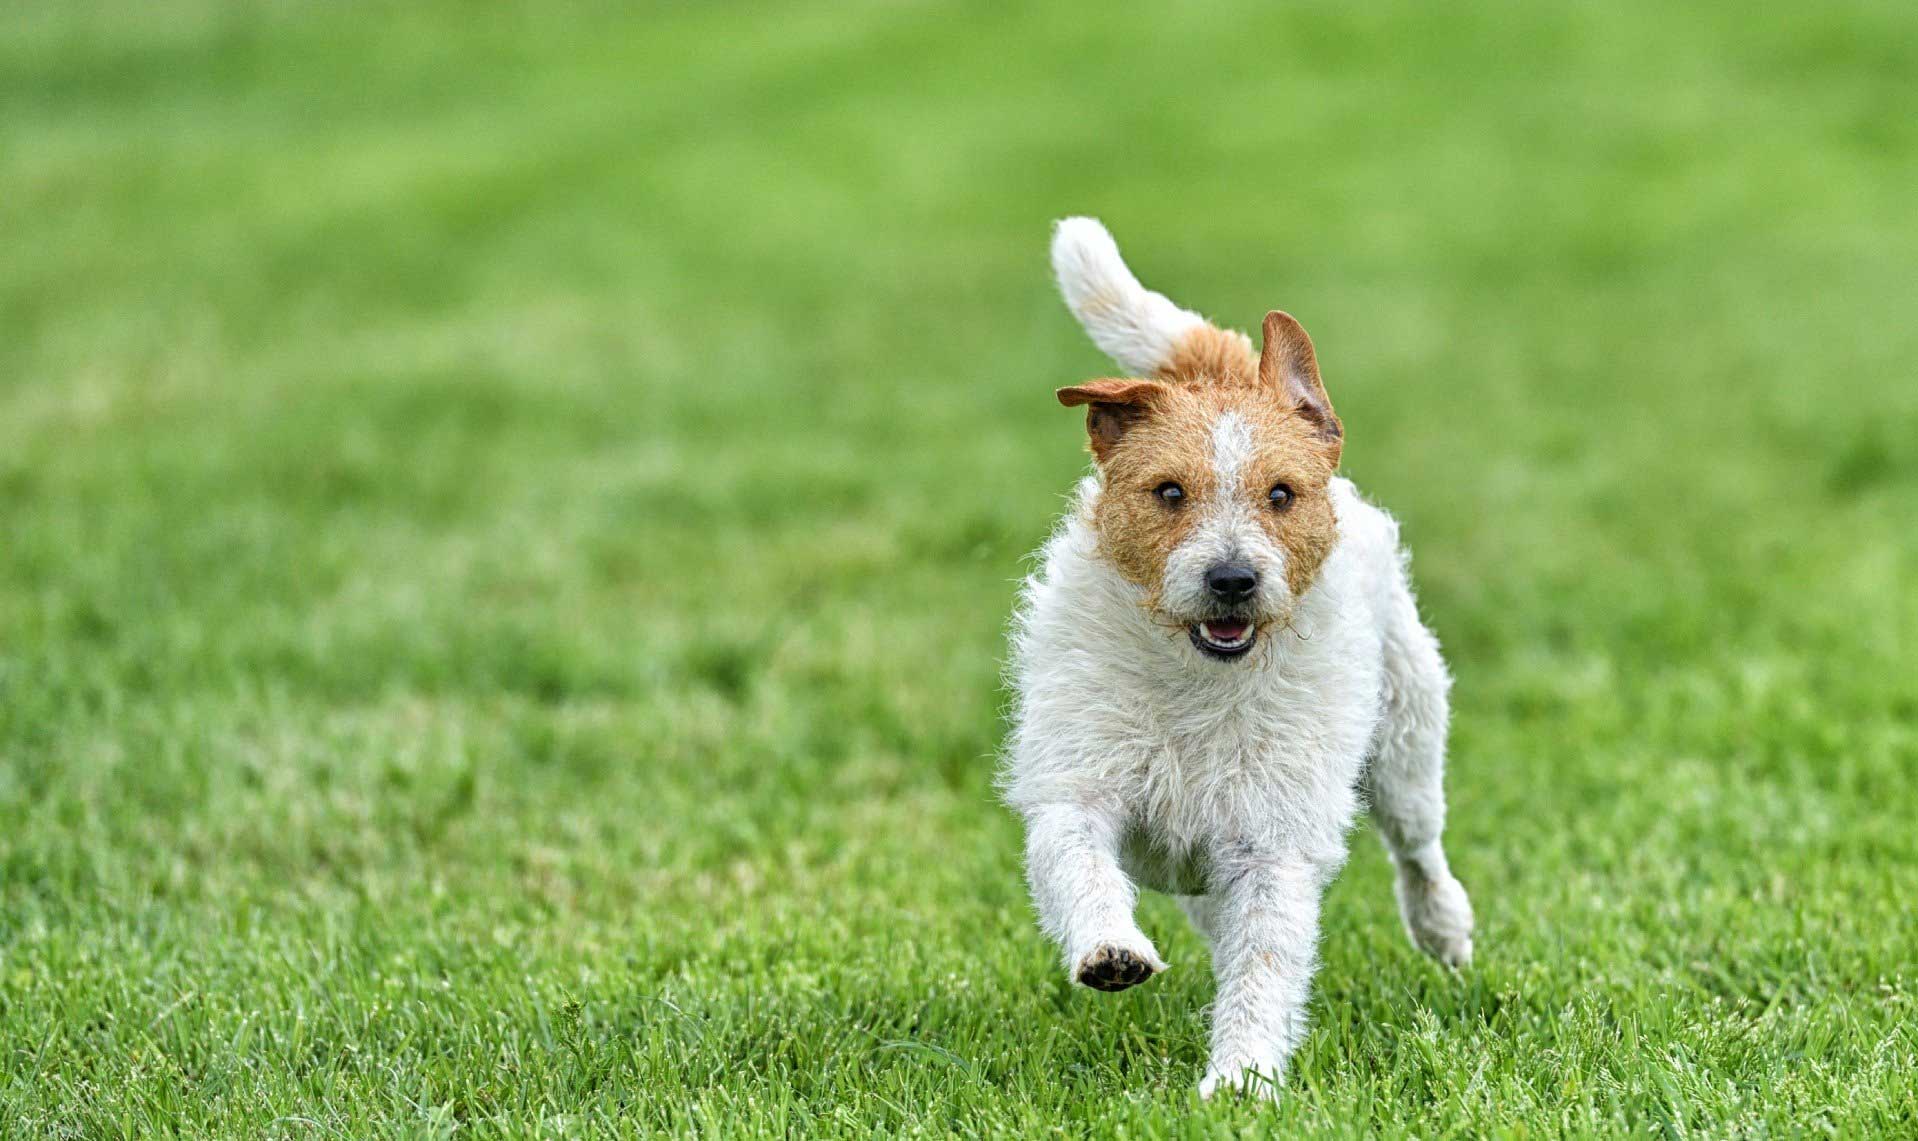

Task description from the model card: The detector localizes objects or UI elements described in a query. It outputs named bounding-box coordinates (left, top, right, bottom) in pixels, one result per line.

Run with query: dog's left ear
left=1259, top=311, right=1342, bottom=448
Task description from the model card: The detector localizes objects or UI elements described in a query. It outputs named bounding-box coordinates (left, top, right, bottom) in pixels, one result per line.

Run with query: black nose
left=1205, top=564, right=1258, bottom=601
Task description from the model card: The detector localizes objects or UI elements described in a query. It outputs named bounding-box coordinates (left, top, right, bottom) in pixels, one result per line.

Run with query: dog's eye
left=1268, top=483, right=1294, bottom=510
left=1154, top=482, right=1185, bottom=506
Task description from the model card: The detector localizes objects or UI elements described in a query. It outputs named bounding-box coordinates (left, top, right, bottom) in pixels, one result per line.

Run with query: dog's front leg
left=1022, top=802, right=1166, bottom=991
left=1200, top=856, right=1325, bottom=1100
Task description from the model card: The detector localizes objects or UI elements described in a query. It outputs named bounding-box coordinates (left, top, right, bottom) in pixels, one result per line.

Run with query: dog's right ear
left=1056, top=378, right=1163, bottom=461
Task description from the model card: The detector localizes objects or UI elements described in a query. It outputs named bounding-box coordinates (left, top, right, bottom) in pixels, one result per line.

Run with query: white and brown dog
left=1002, top=218, right=1475, bottom=1099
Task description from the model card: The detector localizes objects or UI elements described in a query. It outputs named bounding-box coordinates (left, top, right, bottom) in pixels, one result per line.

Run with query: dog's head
left=1059, top=312, right=1343, bottom=663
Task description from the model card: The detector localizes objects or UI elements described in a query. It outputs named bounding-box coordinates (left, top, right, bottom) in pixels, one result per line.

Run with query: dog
left=1001, top=218, right=1475, bottom=1099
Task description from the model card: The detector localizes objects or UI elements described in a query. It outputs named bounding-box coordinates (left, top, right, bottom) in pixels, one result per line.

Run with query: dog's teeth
left=1200, top=622, right=1254, bottom=648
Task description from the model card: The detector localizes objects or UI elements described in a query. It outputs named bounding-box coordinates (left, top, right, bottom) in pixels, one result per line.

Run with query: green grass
left=3, top=1, right=1917, bottom=1135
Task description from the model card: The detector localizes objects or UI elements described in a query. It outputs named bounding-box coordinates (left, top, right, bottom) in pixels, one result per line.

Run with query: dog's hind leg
left=1363, top=583, right=1475, bottom=967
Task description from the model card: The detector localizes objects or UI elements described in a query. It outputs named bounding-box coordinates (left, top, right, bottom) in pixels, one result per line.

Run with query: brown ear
left=1056, top=378, right=1162, bottom=461
left=1258, top=311, right=1342, bottom=447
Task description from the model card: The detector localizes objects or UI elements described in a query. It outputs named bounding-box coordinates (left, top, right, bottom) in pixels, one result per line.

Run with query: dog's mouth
left=1189, top=619, right=1257, bottom=661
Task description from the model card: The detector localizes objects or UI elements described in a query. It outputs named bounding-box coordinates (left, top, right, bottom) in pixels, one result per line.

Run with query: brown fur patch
left=1069, top=316, right=1345, bottom=612
left=1156, top=325, right=1257, bottom=386
left=1089, top=385, right=1218, bottom=597
left=1255, top=428, right=1341, bottom=599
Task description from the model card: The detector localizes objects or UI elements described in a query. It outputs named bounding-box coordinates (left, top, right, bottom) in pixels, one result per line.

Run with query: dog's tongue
left=1206, top=620, right=1249, bottom=642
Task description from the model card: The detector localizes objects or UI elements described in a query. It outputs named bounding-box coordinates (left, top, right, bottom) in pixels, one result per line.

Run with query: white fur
left=1005, top=222, right=1474, bottom=1100
left=1050, top=217, right=1224, bottom=376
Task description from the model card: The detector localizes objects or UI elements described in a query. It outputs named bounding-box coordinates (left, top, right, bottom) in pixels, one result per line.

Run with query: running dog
left=1002, top=218, right=1475, bottom=1099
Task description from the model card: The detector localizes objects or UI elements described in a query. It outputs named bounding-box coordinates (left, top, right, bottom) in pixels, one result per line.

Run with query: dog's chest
left=1116, top=662, right=1380, bottom=875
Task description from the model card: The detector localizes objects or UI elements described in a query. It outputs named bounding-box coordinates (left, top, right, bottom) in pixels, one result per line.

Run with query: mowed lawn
left=4, top=2, right=1917, bottom=1136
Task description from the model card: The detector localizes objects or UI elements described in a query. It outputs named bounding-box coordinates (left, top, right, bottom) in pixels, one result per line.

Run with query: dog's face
left=1059, top=313, right=1343, bottom=664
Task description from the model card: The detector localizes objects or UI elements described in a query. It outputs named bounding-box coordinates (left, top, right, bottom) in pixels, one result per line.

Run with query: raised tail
left=1050, top=217, right=1252, bottom=380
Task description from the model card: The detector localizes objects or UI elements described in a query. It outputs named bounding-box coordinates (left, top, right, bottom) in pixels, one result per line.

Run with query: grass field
left=4, top=1, right=1917, bottom=1136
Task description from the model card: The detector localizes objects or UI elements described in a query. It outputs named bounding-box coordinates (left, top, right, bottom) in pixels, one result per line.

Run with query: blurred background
left=2, top=1, right=1914, bottom=1134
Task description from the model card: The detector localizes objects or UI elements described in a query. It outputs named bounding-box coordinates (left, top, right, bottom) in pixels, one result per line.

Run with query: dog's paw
left=1397, top=869, right=1475, bottom=968
left=1073, top=942, right=1166, bottom=992
left=1199, top=1061, right=1284, bottom=1101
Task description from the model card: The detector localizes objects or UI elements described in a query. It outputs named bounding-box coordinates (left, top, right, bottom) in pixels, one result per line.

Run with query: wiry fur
left=1004, top=218, right=1474, bottom=1100
left=1051, top=216, right=1236, bottom=376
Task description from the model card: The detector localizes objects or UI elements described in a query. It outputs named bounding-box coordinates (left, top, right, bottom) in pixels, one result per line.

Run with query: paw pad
left=1075, top=944, right=1160, bottom=992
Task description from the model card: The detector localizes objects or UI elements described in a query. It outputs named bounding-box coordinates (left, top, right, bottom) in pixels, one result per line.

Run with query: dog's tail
left=1050, top=217, right=1253, bottom=380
